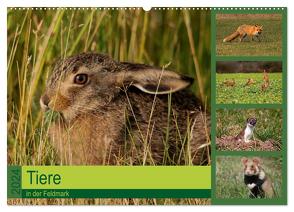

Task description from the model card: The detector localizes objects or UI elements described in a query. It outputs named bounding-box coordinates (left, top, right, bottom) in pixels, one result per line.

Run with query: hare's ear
left=117, top=63, right=193, bottom=94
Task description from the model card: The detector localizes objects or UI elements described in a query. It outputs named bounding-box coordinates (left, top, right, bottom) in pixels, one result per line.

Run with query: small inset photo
left=216, top=14, right=282, bottom=56
left=216, top=156, right=282, bottom=199
left=216, top=108, right=282, bottom=151
left=216, top=61, right=282, bottom=104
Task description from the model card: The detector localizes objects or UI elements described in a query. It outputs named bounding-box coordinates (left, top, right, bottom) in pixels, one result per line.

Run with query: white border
left=1, top=0, right=294, bottom=211
left=0, top=0, right=289, bottom=8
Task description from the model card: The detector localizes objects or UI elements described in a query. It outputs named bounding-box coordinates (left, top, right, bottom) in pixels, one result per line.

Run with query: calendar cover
left=7, top=7, right=287, bottom=205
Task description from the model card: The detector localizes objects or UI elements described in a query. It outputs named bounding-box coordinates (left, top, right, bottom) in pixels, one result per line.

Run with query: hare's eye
left=74, top=74, right=88, bottom=85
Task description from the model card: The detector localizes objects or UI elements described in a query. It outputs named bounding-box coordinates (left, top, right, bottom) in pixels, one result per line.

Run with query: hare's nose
left=40, top=94, right=50, bottom=111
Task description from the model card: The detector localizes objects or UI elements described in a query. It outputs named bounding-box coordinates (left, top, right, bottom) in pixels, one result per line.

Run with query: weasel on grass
left=235, top=118, right=257, bottom=143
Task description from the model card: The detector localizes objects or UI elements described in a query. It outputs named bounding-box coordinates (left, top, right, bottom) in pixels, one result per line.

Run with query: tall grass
left=7, top=8, right=211, bottom=205
left=7, top=8, right=210, bottom=164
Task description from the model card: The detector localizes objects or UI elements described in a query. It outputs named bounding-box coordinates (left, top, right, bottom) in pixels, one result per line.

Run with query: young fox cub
left=245, top=78, right=255, bottom=86
left=223, top=24, right=263, bottom=42
left=261, top=69, right=270, bottom=91
left=223, top=79, right=236, bottom=87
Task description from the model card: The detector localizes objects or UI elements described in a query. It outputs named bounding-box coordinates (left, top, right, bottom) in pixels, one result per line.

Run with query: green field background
left=216, top=73, right=282, bottom=104
left=216, top=14, right=282, bottom=56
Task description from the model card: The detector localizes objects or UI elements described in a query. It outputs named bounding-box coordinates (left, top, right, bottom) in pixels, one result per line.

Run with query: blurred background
left=216, top=61, right=282, bottom=73
left=7, top=8, right=211, bottom=165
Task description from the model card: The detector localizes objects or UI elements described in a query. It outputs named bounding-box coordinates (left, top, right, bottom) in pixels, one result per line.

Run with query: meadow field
left=216, top=156, right=282, bottom=199
left=216, top=109, right=282, bottom=151
left=216, top=73, right=282, bottom=104
left=216, top=14, right=282, bottom=56
left=7, top=8, right=211, bottom=205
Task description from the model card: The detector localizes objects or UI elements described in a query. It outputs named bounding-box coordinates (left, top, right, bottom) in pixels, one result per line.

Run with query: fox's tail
left=223, top=31, right=240, bottom=42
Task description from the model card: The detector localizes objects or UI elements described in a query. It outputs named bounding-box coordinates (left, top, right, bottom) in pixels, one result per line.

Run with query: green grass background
left=216, top=14, right=282, bottom=56
left=216, top=109, right=282, bottom=149
left=216, top=156, right=282, bottom=199
left=216, top=73, right=282, bottom=104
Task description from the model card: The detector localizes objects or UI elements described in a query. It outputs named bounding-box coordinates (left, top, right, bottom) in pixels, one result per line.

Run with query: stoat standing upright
left=242, top=157, right=274, bottom=198
left=235, top=118, right=257, bottom=143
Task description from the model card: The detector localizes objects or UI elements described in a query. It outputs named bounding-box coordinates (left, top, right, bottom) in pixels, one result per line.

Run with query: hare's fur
left=41, top=53, right=210, bottom=165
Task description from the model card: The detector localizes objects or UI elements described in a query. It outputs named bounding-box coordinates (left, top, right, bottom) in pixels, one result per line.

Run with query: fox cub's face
left=254, top=25, right=263, bottom=35
left=40, top=53, right=193, bottom=121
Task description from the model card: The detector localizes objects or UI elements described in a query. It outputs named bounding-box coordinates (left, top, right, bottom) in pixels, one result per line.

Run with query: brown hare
left=40, top=53, right=210, bottom=165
